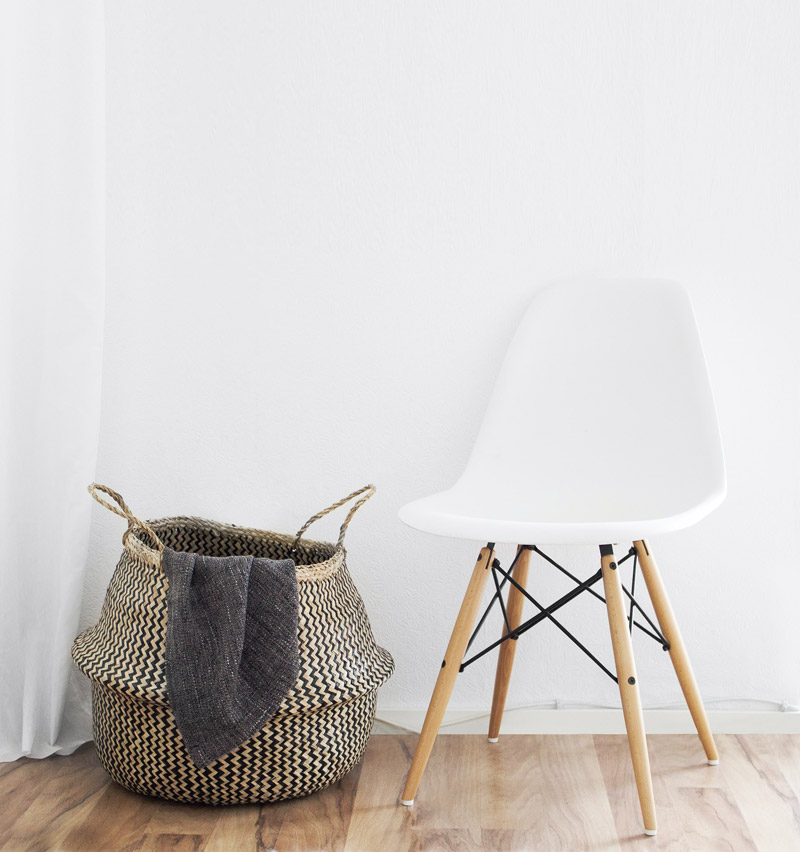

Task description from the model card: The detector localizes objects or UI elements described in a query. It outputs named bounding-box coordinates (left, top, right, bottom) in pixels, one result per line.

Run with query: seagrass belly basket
left=72, top=484, right=393, bottom=805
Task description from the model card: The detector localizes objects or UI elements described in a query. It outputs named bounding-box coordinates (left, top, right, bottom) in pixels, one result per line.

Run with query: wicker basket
left=72, top=484, right=393, bottom=805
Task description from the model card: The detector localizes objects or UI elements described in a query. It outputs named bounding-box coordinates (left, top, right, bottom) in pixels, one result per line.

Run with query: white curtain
left=0, top=1, right=105, bottom=760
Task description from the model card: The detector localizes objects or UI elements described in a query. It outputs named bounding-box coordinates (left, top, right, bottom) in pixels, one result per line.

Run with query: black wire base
left=458, top=543, right=670, bottom=684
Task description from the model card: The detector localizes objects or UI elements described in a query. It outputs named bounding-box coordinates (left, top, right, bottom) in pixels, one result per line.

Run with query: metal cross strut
left=457, top=544, right=670, bottom=683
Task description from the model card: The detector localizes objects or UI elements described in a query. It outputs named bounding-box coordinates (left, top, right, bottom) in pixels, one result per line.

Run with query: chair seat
left=398, top=484, right=725, bottom=545
left=400, top=279, right=726, bottom=546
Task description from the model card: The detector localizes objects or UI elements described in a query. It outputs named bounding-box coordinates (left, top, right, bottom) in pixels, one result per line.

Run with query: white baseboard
left=374, top=707, right=800, bottom=735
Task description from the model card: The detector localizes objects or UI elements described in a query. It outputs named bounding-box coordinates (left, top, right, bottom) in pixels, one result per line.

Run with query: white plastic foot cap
left=488, top=737, right=499, bottom=743
left=707, top=759, right=719, bottom=765
left=644, top=829, right=658, bottom=836
left=400, top=798, right=415, bottom=806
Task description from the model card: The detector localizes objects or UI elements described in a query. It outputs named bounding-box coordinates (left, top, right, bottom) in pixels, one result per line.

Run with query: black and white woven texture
left=72, top=513, right=394, bottom=805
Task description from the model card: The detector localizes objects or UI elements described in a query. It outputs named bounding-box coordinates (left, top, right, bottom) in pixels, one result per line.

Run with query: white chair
left=398, top=278, right=726, bottom=837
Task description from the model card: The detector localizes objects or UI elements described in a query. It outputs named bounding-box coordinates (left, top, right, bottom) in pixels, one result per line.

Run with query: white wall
left=82, top=2, right=800, bottom=725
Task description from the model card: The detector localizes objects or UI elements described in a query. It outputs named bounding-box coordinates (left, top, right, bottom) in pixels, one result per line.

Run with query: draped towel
left=162, top=548, right=299, bottom=767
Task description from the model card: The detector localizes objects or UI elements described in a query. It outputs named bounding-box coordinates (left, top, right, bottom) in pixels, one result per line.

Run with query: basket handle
left=88, top=483, right=165, bottom=554
left=292, top=484, right=376, bottom=552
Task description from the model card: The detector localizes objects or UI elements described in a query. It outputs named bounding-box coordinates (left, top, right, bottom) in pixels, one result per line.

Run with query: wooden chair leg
left=488, top=545, right=532, bottom=742
left=634, top=539, right=719, bottom=764
left=601, top=545, right=658, bottom=836
left=400, top=545, right=494, bottom=805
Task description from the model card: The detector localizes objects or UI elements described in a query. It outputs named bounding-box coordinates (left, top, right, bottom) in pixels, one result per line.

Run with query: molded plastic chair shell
left=400, top=279, right=726, bottom=545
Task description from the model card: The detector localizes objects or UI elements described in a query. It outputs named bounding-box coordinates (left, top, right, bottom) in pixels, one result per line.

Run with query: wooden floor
left=2, top=734, right=800, bottom=851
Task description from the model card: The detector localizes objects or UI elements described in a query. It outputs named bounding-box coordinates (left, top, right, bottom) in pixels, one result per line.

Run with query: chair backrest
left=454, top=279, right=726, bottom=525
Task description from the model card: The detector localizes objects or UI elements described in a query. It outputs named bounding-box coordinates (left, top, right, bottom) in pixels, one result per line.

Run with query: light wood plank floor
left=2, top=735, right=800, bottom=851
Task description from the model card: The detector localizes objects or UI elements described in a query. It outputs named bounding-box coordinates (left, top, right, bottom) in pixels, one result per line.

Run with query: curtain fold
left=0, top=1, right=105, bottom=760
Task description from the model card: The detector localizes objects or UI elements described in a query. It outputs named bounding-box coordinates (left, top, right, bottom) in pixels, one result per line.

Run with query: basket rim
left=124, top=515, right=345, bottom=581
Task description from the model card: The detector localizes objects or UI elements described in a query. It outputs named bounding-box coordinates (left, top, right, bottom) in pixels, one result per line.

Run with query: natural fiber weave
left=73, top=485, right=393, bottom=804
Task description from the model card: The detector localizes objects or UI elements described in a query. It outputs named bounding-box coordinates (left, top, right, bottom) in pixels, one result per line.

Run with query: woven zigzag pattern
left=73, top=517, right=394, bottom=804
left=92, top=682, right=376, bottom=804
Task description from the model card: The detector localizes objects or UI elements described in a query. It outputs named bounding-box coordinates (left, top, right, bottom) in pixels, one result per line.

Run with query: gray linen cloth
left=162, top=547, right=299, bottom=767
